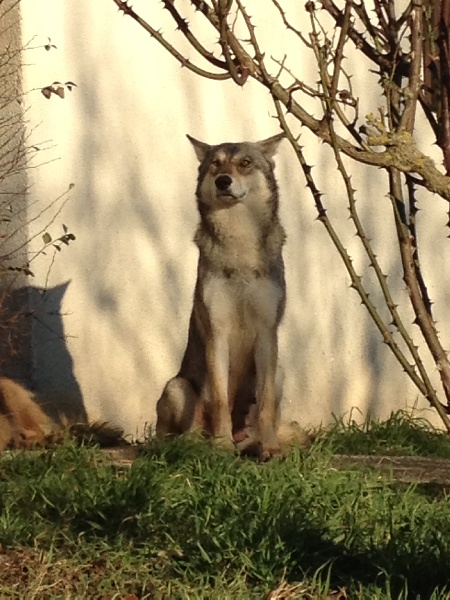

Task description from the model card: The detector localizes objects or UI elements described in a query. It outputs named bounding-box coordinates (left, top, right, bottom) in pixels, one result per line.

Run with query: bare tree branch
left=111, top=0, right=231, bottom=81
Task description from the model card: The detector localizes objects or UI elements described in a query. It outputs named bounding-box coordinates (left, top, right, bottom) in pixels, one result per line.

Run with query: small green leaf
left=42, top=232, right=52, bottom=244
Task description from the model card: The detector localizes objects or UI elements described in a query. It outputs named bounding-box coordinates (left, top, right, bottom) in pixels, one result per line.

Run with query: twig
left=399, top=0, right=423, bottom=132
left=111, top=0, right=231, bottom=81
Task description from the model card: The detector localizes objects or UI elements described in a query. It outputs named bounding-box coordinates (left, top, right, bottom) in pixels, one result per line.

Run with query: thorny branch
left=112, top=0, right=450, bottom=199
left=112, top=0, right=450, bottom=430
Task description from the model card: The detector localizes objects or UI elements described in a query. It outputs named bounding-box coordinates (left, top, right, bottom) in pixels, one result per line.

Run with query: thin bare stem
left=399, top=0, right=423, bottom=132
left=111, top=0, right=231, bottom=81
left=161, top=0, right=227, bottom=70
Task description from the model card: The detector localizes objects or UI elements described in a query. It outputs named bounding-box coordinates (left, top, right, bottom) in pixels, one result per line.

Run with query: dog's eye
left=211, top=159, right=221, bottom=168
left=240, top=158, right=252, bottom=168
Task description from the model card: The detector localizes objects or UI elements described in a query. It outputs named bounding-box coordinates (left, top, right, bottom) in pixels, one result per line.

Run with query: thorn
left=176, top=19, right=189, bottom=32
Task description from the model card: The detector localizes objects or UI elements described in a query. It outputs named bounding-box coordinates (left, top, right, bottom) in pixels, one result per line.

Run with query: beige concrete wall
left=20, top=0, right=450, bottom=435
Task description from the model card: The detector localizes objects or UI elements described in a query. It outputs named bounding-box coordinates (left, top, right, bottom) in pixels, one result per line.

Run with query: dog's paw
left=258, top=442, right=282, bottom=462
left=258, top=429, right=282, bottom=461
left=212, top=435, right=235, bottom=451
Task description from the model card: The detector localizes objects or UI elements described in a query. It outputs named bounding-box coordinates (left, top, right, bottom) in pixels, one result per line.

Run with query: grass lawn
left=1, top=412, right=450, bottom=599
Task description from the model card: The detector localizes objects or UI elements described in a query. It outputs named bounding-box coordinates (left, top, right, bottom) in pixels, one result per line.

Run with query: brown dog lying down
left=0, top=376, right=55, bottom=451
left=0, top=376, right=124, bottom=451
left=156, top=383, right=311, bottom=456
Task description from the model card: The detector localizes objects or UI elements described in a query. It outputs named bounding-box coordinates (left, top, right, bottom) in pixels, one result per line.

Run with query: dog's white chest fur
left=202, top=273, right=283, bottom=334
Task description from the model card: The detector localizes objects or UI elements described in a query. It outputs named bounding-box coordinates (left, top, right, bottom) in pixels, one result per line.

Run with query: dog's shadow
left=0, top=281, right=86, bottom=423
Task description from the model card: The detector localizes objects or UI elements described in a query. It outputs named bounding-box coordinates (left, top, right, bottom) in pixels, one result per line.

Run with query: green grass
left=1, top=414, right=450, bottom=598
left=319, top=410, right=450, bottom=457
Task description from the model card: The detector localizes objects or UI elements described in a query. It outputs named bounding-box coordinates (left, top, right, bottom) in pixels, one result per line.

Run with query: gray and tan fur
left=156, top=133, right=290, bottom=459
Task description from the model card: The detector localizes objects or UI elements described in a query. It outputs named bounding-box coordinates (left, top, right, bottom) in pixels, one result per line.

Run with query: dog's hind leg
left=156, top=377, right=204, bottom=437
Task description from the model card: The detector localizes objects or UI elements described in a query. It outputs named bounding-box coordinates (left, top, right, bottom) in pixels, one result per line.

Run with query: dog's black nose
left=215, top=175, right=232, bottom=191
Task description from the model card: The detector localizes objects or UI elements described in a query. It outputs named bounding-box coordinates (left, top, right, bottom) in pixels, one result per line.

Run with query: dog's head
left=187, top=133, right=284, bottom=209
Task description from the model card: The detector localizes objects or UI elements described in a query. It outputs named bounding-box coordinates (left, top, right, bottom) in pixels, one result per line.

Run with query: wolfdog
left=156, top=133, right=289, bottom=460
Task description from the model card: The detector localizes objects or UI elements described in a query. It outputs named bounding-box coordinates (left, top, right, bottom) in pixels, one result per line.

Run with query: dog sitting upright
left=156, top=133, right=287, bottom=460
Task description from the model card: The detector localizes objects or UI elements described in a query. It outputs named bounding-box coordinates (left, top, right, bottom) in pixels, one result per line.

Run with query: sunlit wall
left=20, top=0, right=450, bottom=435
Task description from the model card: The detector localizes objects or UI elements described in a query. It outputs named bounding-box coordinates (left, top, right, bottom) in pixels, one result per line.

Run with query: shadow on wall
left=0, top=281, right=86, bottom=421
left=29, top=281, right=86, bottom=422
left=0, top=279, right=32, bottom=382
left=71, top=77, right=196, bottom=425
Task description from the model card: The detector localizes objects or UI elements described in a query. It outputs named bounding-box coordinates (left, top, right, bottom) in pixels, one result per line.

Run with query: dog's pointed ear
left=186, top=134, right=211, bottom=162
left=256, top=133, right=285, bottom=159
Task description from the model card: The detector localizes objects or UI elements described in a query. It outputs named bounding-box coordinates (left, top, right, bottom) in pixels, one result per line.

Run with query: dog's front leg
left=203, top=334, right=234, bottom=448
left=255, top=330, right=281, bottom=460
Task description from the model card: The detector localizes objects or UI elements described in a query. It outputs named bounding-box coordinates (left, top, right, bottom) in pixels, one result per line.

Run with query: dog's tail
left=57, top=416, right=126, bottom=447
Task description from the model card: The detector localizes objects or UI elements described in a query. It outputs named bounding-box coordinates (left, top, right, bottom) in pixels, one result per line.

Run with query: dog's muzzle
left=214, top=174, right=245, bottom=202
left=215, top=175, right=233, bottom=192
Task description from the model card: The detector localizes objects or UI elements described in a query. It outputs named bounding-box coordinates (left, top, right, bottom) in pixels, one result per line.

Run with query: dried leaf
left=44, top=37, right=57, bottom=51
